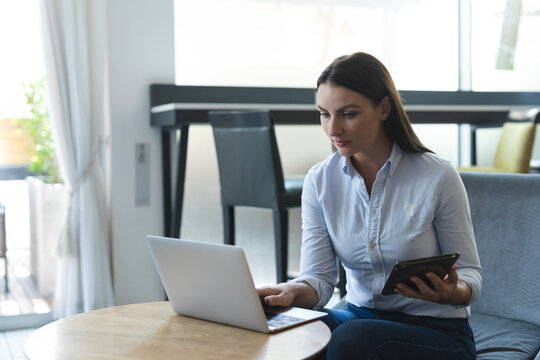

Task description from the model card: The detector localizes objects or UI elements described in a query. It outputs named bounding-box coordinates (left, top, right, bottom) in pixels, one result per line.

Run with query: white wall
left=108, top=0, right=175, bottom=305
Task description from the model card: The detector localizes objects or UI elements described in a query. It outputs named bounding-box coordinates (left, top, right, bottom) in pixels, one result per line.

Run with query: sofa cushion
left=460, top=173, right=540, bottom=327
left=470, top=312, right=540, bottom=360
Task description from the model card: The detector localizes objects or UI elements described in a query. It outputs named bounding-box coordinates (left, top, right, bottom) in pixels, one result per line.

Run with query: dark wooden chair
left=209, top=110, right=303, bottom=283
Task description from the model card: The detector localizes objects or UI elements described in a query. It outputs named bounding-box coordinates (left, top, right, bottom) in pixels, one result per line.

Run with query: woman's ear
left=380, top=96, right=391, bottom=121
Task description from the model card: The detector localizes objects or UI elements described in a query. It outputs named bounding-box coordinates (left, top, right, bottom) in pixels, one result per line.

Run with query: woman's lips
left=334, top=140, right=349, bottom=147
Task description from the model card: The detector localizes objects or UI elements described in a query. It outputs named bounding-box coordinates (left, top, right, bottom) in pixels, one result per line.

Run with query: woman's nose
left=326, top=118, right=342, bottom=137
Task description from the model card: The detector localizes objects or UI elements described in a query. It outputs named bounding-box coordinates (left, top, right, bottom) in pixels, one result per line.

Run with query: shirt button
left=376, top=268, right=381, bottom=273
left=369, top=242, right=375, bottom=249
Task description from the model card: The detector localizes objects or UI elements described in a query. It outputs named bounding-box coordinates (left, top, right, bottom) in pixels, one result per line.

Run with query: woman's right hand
left=256, top=282, right=319, bottom=309
left=257, top=283, right=296, bottom=307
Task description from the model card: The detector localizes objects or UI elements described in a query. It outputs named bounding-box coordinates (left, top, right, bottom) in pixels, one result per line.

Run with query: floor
left=1, top=180, right=52, bottom=360
left=0, top=179, right=52, bottom=317
left=0, top=250, right=51, bottom=317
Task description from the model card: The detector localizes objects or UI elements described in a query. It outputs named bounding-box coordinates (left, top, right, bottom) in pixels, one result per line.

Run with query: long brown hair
left=317, top=52, right=432, bottom=153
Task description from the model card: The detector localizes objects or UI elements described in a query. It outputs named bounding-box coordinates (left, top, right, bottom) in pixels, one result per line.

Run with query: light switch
left=135, top=143, right=150, bottom=206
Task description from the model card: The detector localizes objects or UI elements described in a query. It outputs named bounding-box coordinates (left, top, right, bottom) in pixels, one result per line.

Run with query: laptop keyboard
left=265, top=311, right=304, bottom=329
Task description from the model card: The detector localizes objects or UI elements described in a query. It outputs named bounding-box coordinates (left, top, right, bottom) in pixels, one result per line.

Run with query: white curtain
left=39, top=0, right=114, bottom=318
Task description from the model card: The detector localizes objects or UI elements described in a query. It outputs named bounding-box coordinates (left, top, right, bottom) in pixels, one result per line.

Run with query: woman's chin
left=335, top=147, right=352, bottom=157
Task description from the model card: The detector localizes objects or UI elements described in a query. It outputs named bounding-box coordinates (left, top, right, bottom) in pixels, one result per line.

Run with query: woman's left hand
left=394, top=264, right=471, bottom=306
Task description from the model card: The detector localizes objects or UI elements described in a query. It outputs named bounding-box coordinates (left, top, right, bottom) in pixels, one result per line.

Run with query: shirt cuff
left=289, top=275, right=334, bottom=310
left=457, top=268, right=482, bottom=307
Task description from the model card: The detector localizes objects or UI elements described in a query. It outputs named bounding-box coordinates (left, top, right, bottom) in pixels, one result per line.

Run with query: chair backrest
left=492, top=122, right=536, bottom=173
left=460, top=172, right=540, bottom=326
left=209, top=110, right=285, bottom=209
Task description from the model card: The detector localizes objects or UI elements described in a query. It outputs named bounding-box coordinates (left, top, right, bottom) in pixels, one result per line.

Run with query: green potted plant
left=14, top=76, right=66, bottom=299
left=14, top=76, right=61, bottom=184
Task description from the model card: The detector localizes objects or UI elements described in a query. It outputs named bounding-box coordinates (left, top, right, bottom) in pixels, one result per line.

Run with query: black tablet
left=381, top=253, right=460, bottom=296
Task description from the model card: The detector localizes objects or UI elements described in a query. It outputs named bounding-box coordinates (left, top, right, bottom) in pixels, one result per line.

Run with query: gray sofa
left=461, top=172, right=540, bottom=359
left=332, top=173, right=540, bottom=359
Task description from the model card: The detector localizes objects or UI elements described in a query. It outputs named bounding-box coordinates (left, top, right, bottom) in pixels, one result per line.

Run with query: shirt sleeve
left=289, top=168, right=338, bottom=310
left=433, top=164, right=482, bottom=306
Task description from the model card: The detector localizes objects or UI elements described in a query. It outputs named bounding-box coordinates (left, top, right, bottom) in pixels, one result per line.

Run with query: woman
left=257, top=52, right=481, bottom=359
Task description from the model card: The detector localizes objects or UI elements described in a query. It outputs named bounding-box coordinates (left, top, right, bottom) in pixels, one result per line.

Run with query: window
left=471, top=0, right=540, bottom=91
left=174, top=0, right=458, bottom=91
left=392, top=1, right=458, bottom=90
left=0, top=0, right=45, bottom=119
left=0, top=0, right=53, bottom=323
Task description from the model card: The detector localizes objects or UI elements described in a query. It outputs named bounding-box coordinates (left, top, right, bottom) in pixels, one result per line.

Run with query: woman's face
left=316, top=82, right=390, bottom=159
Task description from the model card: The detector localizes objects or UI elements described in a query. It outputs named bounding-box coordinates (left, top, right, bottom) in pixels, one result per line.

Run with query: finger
left=263, top=295, right=279, bottom=306
left=409, top=276, right=435, bottom=298
left=264, top=294, right=292, bottom=307
left=395, top=282, right=424, bottom=300
left=444, top=264, right=459, bottom=284
left=425, top=272, right=445, bottom=291
left=256, top=287, right=281, bottom=297
left=257, top=288, right=282, bottom=304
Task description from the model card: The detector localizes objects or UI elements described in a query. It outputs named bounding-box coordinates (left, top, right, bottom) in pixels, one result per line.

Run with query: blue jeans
left=319, top=303, right=475, bottom=360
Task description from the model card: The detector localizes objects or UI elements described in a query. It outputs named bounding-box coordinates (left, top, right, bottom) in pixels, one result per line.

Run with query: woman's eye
left=319, top=112, right=330, bottom=118
left=343, top=112, right=356, bottom=118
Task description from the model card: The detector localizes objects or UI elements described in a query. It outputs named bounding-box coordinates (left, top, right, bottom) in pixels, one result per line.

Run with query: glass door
left=0, top=0, right=56, bottom=330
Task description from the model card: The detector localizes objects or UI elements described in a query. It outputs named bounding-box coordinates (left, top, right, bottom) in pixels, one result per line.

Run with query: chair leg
left=223, top=206, right=235, bottom=245
left=273, top=209, right=288, bottom=283
left=338, top=261, right=347, bottom=298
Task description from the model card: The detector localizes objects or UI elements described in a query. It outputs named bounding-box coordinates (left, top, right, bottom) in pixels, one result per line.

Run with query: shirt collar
left=341, top=156, right=353, bottom=176
left=340, top=142, right=403, bottom=178
left=387, top=143, right=403, bottom=178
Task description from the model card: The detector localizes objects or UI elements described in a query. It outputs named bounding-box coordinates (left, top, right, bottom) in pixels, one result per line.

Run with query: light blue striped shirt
left=293, top=144, right=482, bottom=318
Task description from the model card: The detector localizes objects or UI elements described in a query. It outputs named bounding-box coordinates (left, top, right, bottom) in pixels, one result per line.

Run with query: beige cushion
left=459, top=122, right=536, bottom=174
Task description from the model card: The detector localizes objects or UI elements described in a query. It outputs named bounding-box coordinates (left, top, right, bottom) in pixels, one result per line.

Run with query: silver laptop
left=146, top=235, right=327, bottom=333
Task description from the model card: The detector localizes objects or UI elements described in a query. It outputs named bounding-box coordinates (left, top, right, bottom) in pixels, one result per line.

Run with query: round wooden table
left=25, top=301, right=331, bottom=359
